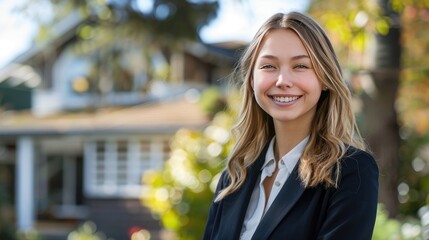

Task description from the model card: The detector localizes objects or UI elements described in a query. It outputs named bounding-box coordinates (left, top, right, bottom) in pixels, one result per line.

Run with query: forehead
left=257, top=29, right=308, bottom=57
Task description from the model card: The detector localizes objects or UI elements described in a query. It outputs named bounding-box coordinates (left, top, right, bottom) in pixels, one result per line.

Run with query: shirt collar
left=261, top=135, right=310, bottom=172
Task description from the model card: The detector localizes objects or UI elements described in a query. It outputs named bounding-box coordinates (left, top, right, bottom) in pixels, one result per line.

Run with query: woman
left=203, top=12, right=379, bottom=240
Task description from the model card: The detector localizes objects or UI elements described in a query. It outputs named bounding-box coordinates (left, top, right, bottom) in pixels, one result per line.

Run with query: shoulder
left=340, top=146, right=378, bottom=174
left=336, top=146, right=379, bottom=193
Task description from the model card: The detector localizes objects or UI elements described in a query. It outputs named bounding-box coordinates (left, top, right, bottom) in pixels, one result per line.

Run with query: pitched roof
left=0, top=97, right=208, bottom=137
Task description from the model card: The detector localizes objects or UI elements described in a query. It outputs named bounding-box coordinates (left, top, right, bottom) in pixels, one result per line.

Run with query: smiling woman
left=252, top=29, right=322, bottom=126
left=203, top=11, right=379, bottom=240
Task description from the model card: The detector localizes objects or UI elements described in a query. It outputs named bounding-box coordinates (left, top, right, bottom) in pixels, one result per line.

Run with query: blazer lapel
left=218, top=143, right=269, bottom=239
left=251, top=163, right=306, bottom=240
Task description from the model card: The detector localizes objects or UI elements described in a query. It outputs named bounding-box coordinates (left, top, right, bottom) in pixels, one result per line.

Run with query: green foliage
left=373, top=204, right=402, bottom=239
left=198, top=87, right=227, bottom=118
left=16, top=0, right=220, bottom=94
left=67, top=221, right=107, bottom=240
left=18, top=0, right=219, bottom=44
left=141, top=89, right=239, bottom=240
left=395, top=3, right=429, bottom=135
left=141, top=121, right=230, bottom=239
left=373, top=204, right=427, bottom=240
left=309, top=0, right=429, bottom=219
left=386, top=1, right=429, bottom=218
left=398, top=133, right=429, bottom=216
left=16, top=230, right=42, bottom=240
left=308, top=0, right=379, bottom=69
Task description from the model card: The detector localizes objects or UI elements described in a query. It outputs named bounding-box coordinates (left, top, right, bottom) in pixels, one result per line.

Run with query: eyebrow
left=258, top=54, right=310, bottom=60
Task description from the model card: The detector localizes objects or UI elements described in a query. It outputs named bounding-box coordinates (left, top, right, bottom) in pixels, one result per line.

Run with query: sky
left=0, top=0, right=38, bottom=68
left=0, top=0, right=309, bottom=68
left=200, top=0, right=309, bottom=43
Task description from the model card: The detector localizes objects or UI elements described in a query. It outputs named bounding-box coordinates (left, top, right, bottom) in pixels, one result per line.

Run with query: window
left=84, top=137, right=171, bottom=198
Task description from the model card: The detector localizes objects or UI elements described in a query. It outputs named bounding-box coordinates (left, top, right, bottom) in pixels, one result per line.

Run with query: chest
left=262, top=166, right=279, bottom=203
left=218, top=185, right=332, bottom=240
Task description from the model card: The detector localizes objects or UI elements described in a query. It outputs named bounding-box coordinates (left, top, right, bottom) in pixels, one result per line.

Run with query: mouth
left=272, top=95, right=302, bottom=103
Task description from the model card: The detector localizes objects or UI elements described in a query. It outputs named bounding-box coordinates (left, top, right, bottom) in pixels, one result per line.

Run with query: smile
left=272, top=95, right=301, bottom=103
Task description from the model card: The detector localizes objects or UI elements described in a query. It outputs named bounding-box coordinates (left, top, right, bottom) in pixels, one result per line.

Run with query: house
left=0, top=11, right=244, bottom=240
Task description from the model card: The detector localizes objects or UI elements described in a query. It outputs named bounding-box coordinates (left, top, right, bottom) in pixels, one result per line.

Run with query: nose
left=275, top=69, right=293, bottom=88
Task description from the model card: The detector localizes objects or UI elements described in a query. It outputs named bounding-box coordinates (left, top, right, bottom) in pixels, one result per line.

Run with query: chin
left=272, top=115, right=299, bottom=122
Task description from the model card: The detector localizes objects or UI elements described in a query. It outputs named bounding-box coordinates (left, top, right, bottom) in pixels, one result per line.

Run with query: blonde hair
left=215, top=12, right=366, bottom=202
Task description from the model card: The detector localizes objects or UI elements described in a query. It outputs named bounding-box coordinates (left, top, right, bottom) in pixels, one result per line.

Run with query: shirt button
left=275, top=181, right=281, bottom=187
left=280, top=160, right=285, bottom=165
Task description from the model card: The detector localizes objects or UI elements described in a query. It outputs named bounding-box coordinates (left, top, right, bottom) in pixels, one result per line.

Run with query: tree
left=17, top=0, right=219, bottom=94
left=308, top=0, right=429, bottom=218
left=393, top=0, right=429, bottom=217
left=308, top=0, right=401, bottom=217
left=361, top=0, right=401, bottom=218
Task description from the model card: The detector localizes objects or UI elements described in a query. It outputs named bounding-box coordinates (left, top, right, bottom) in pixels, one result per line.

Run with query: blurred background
left=0, top=0, right=428, bottom=239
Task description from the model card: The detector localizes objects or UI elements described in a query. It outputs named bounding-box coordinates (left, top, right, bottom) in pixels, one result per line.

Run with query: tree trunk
left=361, top=0, right=401, bottom=217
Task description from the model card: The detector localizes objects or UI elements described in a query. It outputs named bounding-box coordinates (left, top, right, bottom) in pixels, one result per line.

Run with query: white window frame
left=83, top=136, right=170, bottom=198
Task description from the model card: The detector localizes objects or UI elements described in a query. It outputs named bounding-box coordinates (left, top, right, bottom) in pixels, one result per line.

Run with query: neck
left=273, top=120, right=311, bottom=160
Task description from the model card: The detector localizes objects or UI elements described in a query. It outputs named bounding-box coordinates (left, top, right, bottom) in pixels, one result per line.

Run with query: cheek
left=313, top=81, right=323, bottom=92
left=301, top=73, right=322, bottom=92
left=252, top=79, right=265, bottom=95
left=253, top=73, right=273, bottom=91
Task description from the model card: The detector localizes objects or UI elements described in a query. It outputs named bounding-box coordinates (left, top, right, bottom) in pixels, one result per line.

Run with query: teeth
left=273, top=96, right=299, bottom=103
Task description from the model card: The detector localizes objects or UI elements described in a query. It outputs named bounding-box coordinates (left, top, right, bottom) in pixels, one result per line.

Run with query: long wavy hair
left=215, top=12, right=366, bottom=202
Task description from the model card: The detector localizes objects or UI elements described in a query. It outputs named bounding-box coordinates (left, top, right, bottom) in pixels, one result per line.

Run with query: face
left=252, top=29, right=322, bottom=127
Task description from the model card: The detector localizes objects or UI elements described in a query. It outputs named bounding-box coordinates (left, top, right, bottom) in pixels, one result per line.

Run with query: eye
left=260, top=64, right=275, bottom=69
left=294, top=64, right=309, bottom=69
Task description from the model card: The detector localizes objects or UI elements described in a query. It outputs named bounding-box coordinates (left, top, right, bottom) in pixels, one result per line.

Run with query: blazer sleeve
left=317, top=149, right=379, bottom=240
left=202, top=171, right=229, bottom=240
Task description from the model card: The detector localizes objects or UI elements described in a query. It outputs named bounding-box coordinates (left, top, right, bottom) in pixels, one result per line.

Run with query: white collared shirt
left=240, top=136, right=309, bottom=240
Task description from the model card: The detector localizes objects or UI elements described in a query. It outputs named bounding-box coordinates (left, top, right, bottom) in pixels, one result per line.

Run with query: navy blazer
left=203, top=145, right=379, bottom=240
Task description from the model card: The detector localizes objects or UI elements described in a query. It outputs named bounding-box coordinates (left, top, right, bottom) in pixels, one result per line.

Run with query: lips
left=272, top=95, right=302, bottom=103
